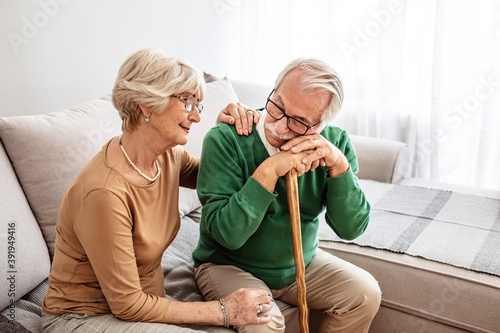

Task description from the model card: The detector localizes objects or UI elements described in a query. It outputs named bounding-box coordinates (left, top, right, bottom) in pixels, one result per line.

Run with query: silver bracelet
left=219, top=298, right=229, bottom=328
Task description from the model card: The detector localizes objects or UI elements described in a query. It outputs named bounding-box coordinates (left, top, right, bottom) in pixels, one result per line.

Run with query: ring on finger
left=257, top=303, right=262, bottom=314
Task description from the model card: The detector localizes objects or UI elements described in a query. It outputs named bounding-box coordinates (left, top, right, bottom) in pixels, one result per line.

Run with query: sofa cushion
left=0, top=315, right=30, bottom=333
left=320, top=241, right=500, bottom=332
left=183, top=78, right=240, bottom=158
left=0, top=142, right=51, bottom=311
left=0, top=96, right=122, bottom=259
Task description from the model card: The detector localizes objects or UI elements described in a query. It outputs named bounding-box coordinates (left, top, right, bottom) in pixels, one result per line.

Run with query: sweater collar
left=256, top=110, right=281, bottom=157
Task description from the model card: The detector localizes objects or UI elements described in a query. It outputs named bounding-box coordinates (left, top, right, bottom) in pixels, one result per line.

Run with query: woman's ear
left=139, top=105, right=151, bottom=118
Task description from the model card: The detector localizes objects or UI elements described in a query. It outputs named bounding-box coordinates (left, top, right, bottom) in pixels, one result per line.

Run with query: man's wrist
left=328, top=159, right=350, bottom=178
left=252, top=164, right=279, bottom=192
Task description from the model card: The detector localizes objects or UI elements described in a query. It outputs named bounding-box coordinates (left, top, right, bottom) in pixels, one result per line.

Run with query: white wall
left=0, top=0, right=245, bottom=117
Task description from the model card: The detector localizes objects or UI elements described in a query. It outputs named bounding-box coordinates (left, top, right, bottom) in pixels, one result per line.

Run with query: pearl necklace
left=119, top=135, right=160, bottom=183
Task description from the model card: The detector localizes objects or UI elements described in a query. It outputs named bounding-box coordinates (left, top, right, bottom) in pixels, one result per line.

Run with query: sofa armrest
left=350, top=135, right=409, bottom=184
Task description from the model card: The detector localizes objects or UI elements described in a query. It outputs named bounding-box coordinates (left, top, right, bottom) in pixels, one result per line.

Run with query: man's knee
left=327, top=274, right=381, bottom=317
left=361, top=277, right=382, bottom=316
left=350, top=276, right=381, bottom=317
left=313, top=278, right=381, bottom=332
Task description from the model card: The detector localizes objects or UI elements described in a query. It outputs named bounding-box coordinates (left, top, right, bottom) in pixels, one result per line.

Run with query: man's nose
left=274, top=117, right=289, bottom=134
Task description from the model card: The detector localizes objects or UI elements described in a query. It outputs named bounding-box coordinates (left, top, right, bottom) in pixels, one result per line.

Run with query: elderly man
left=193, top=58, right=381, bottom=333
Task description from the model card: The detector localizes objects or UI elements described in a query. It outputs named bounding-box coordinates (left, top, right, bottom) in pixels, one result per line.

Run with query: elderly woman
left=42, top=48, right=272, bottom=332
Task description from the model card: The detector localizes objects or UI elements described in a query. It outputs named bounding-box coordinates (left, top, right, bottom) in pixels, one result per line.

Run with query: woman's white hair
left=112, top=48, right=205, bottom=131
left=274, top=58, right=344, bottom=127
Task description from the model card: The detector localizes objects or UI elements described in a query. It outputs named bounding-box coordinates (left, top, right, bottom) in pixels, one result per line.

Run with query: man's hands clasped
left=253, top=134, right=350, bottom=192
left=280, top=134, right=350, bottom=178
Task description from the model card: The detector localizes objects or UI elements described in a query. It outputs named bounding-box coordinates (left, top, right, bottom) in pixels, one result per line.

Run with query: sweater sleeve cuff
left=326, top=166, right=360, bottom=195
left=239, top=176, right=277, bottom=209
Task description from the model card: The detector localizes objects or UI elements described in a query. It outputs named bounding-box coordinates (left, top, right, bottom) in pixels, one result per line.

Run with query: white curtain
left=236, top=0, right=500, bottom=191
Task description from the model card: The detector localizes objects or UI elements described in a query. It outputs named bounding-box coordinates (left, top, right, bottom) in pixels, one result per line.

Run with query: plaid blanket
left=318, top=180, right=500, bottom=277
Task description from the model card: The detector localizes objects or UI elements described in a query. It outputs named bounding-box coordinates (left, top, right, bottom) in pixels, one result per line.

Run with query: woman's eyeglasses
left=171, top=95, right=204, bottom=113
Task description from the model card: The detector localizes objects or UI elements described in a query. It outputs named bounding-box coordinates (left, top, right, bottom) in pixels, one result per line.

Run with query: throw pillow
left=0, top=96, right=122, bottom=259
left=182, top=77, right=240, bottom=158
left=178, top=186, right=201, bottom=218
left=230, top=78, right=273, bottom=110
left=0, top=144, right=51, bottom=311
left=203, top=72, right=221, bottom=83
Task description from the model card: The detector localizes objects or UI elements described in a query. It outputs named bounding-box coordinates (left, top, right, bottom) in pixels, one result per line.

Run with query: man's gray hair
left=274, top=58, right=344, bottom=126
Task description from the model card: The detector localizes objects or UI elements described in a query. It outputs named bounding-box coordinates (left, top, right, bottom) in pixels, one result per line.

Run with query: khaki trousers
left=195, top=249, right=381, bottom=333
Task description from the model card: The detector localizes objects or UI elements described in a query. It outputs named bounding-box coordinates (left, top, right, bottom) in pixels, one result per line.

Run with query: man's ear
left=139, top=105, right=151, bottom=118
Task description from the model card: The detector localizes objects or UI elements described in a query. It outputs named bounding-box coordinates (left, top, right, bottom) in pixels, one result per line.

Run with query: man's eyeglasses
left=171, top=95, right=204, bottom=113
left=265, top=89, right=321, bottom=135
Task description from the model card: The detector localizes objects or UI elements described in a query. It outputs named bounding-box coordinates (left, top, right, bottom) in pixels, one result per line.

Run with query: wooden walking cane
left=286, top=169, right=309, bottom=333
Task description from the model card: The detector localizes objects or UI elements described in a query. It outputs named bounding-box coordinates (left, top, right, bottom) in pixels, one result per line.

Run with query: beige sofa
left=1, top=77, right=499, bottom=333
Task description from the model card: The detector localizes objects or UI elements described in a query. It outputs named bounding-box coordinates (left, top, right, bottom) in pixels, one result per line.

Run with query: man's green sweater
left=192, top=123, right=370, bottom=290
